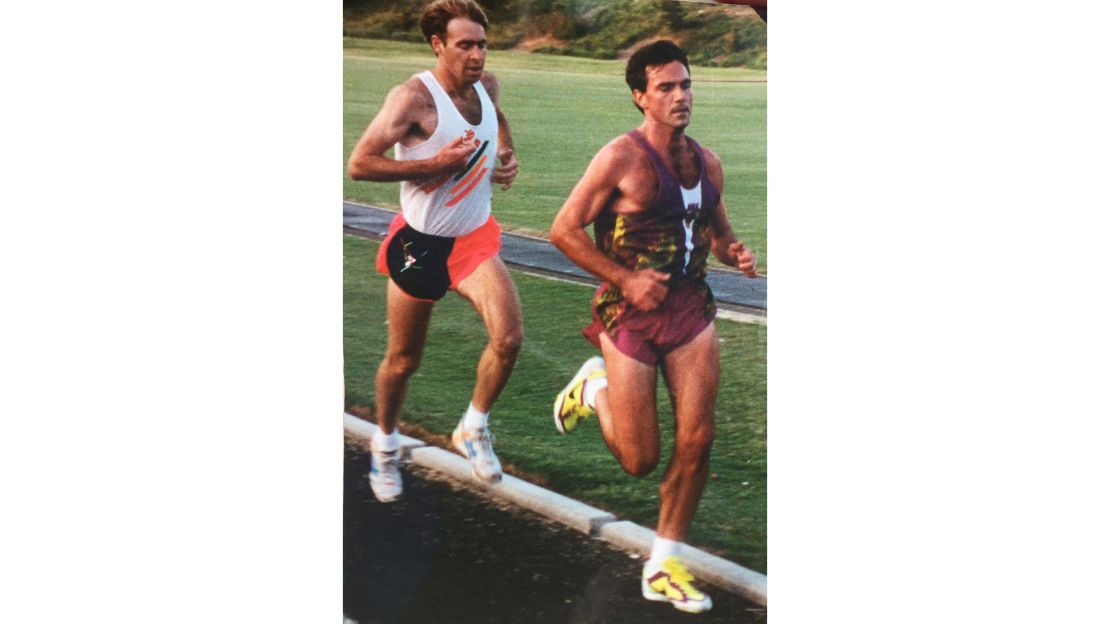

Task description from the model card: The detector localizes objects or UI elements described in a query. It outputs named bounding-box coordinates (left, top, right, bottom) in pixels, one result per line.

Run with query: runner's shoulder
left=479, top=71, right=500, bottom=100
left=694, top=142, right=725, bottom=186
left=601, top=134, right=654, bottom=174
left=599, top=134, right=643, bottom=166
left=697, top=142, right=722, bottom=167
left=581, top=135, right=648, bottom=189
left=388, top=76, right=435, bottom=113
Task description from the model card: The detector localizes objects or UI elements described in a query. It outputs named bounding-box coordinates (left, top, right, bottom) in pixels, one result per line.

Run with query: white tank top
left=395, top=71, right=498, bottom=237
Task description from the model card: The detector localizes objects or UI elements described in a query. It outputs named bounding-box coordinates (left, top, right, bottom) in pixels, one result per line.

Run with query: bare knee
left=675, top=421, right=715, bottom=464
left=490, top=327, right=523, bottom=361
left=618, top=452, right=659, bottom=477
left=381, top=350, right=422, bottom=380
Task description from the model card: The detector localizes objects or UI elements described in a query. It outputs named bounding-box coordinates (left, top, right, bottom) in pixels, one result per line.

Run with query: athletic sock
left=582, top=375, right=608, bottom=410
left=462, top=402, right=489, bottom=431
left=646, top=537, right=682, bottom=572
left=373, top=427, right=400, bottom=453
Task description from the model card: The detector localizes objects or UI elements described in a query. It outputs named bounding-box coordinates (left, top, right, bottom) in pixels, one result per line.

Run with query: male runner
left=549, top=40, right=758, bottom=613
left=347, top=0, right=522, bottom=502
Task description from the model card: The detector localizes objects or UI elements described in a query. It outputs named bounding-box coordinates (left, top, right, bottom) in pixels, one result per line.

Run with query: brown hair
left=626, top=40, right=689, bottom=93
left=624, top=40, right=690, bottom=113
left=420, top=0, right=490, bottom=46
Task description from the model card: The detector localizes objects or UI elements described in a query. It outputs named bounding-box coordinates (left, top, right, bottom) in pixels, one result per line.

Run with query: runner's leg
left=375, top=280, right=435, bottom=434
left=455, top=256, right=523, bottom=412
left=655, top=322, right=719, bottom=541
left=595, top=332, right=661, bottom=476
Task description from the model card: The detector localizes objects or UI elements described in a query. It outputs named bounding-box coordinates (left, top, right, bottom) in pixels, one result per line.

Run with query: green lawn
left=343, top=37, right=767, bottom=271
left=344, top=235, right=767, bottom=572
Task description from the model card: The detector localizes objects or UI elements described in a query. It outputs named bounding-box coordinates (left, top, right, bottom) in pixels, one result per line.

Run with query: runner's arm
left=704, top=148, right=758, bottom=277
left=347, top=82, right=475, bottom=183
left=482, top=72, right=519, bottom=190
left=551, top=143, right=670, bottom=310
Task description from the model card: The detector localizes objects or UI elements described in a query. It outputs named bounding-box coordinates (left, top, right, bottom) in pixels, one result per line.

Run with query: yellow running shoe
left=552, top=356, right=606, bottom=434
left=641, top=556, right=713, bottom=613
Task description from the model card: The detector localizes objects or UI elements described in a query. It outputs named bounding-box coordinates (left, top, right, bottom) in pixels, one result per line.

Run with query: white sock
left=462, top=402, right=489, bottom=430
left=647, top=537, right=682, bottom=570
left=582, top=375, right=608, bottom=410
left=373, top=427, right=400, bottom=452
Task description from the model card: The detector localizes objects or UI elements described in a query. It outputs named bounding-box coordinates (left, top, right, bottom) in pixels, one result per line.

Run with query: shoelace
left=474, top=430, right=494, bottom=453
left=375, top=451, right=401, bottom=474
left=665, top=562, right=696, bottom=585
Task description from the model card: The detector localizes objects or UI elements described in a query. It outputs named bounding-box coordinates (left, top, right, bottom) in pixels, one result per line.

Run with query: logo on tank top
left=682, top=204, right=699, bottom=274
left=419, top=129, right=491, bottom=208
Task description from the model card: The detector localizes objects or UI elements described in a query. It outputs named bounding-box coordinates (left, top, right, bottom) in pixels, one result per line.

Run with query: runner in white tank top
left=397, top=70, right=498, bottom=238
left=346, top=1, right=523, bottom=505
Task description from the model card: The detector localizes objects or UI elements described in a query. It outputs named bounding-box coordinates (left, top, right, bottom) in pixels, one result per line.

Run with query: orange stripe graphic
left=445, top=167, right=489, bottom=207
left=449, top=155, right=489, bottom=194
left=420, top=176, right=450, bottom=193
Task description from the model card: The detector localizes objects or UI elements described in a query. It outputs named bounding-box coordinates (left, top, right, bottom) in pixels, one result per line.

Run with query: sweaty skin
left=346, top=15, right=522, bottom=440
left=549, top=59, right=758, bottom=549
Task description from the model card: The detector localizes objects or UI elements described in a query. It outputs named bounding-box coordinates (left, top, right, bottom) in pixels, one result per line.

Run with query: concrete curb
left=344, top=413, right=767, bottom=607
left=494, top=474, right=616, bottom=536
left=343, top=412, right=426, bottom=460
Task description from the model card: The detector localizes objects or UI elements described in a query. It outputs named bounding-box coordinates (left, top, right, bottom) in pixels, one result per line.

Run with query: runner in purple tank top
left=549, top=40, right=759, bottom=613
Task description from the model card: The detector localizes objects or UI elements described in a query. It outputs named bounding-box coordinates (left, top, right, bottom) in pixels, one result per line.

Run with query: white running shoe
left=369, top=443, right=402, bottom=502
left=452, top=421, right=502, bottom=483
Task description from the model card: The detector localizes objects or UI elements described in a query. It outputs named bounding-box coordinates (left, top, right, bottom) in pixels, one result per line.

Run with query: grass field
left=344, top=235, right=767, bottom=572
left=343, top=37, right=767, bottom=271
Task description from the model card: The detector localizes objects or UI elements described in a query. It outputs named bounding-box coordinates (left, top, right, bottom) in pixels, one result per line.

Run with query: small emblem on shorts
left=400, top=239, right=428, bottom=273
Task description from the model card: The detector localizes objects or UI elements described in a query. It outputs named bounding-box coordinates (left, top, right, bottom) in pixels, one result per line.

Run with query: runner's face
left=635, top=61, right=693, bottom=129
left=433, top=18, right=487, bottom=85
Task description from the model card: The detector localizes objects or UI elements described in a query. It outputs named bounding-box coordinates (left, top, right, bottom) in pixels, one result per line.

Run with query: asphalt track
left=344, top=444, right=767, bottom=624
left=342, top=201, right=767, bottom=317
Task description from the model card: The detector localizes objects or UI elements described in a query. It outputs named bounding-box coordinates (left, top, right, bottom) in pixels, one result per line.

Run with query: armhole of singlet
left=680, top=136, right=705, bottom=193
left=687, top=137, right=719, bottom=209
left=473, top=79, right=493, bottom=128
left=400, top=72, right=445, bottom=152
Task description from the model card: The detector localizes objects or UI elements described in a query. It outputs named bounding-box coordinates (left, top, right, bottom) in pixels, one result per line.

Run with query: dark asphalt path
left=344, top=444, right=767, bottom=624
left=343, top=202, right=767, bottom=315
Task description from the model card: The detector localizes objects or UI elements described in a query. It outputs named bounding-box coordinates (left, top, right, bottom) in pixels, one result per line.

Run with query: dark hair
left=420, top=0, right=490, bottom=46
left=625, top=40, right=690, bottom=112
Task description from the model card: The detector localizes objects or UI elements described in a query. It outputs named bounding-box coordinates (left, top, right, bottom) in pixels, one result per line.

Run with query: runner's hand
left=433, top=135, right=477, bottom=175
left=491, top=148, right=518, bottom=190
left=729, top=241, right=758, bottom=277
left=621, top=269, right=670, bottom=311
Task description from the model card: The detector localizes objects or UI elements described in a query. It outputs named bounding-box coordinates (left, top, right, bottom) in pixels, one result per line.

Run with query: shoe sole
left=369, top=476, right=402, bottom=503
left=641, top=580, right=712, bottom=613
left=452, top=428, right=502, bottom=484
left=371, top=488, right=402, bottom=503
left=552, top=356, right=604, bottom=434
